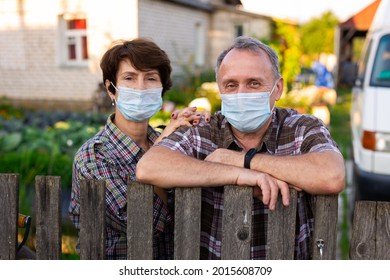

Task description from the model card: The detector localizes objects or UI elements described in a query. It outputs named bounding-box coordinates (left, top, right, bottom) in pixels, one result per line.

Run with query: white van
left=351, top=0, right=390, bottom=201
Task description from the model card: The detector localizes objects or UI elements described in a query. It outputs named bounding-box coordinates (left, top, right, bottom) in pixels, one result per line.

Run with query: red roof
left=340, top=0, right=381, bottom=30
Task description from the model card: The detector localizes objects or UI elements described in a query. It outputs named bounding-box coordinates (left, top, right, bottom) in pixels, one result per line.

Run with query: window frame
left=58, top=15, right=89, bottom=67
left=370, top=34, right=390, bottom=88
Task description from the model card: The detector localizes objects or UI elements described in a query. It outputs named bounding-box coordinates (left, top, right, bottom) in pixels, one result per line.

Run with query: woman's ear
left=105, top=79, right=116, bottom=105
left=105, top=79, right=114, bottom=94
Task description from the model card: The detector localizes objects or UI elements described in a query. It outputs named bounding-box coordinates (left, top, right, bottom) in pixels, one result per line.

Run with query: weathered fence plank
left=376, top=202, right=390, bottom=259
left=350, top=201, right=377, bottom=259
left=0, top=173, right=343, bottom=260
left=266, top=189, right=298, bottom=260
left=221, top=186, right=253, bottom=260
left=80, top=179, right=106, bottom=260
left=0, top=174, right=19, bottom=260
left=312, top=194, right=339, bottom=260
left=127, top=182, right=153, bottom=260
left=35, top=176, right=62, bottom=260
left=174, top=187, right=202, bottom=260
left=350, top=201, right=390, bottom=260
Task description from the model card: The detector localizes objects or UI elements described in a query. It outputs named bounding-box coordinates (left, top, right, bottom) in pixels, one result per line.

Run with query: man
left=136, top=36, right=345, bottom=259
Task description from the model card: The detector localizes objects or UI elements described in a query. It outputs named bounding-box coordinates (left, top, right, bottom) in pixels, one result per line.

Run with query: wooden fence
left=0, top=173, right=389, bottom=260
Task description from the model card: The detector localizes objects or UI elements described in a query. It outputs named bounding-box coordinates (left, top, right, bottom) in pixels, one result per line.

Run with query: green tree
left=300, top=11, right=339, bottom=61
left=260, top=20, right=302, bottom=92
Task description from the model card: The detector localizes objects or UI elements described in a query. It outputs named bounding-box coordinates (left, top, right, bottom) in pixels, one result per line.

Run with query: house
left=0, top=0, right=279, bottom=111
left=335, top=0, right=381, bottom=87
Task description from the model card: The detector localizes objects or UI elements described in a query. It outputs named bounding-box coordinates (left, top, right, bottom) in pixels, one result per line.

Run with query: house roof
left=164, top=0, right=242, bottom=12
left=165, top=0, right=214, bottom=12
left=339, top=0, right=381, bottom=31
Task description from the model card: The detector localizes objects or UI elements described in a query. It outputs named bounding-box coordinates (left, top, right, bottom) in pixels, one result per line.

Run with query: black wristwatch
left=244, top=148, right=257, bottom=169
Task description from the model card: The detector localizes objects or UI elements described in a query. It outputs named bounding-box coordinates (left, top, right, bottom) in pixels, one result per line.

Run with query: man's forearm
left=136, top=146, right=241, bottom=188
left=250, top=151, right=345, bottom=194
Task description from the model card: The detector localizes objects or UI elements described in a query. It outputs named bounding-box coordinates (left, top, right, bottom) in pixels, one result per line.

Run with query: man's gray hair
left=215, top=36, right=281, bottom=81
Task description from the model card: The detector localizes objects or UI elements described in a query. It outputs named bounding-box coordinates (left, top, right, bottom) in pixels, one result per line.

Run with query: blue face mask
left=111, top=83, right=163, bottom=122
left=221, top=82, right=277, bottom=132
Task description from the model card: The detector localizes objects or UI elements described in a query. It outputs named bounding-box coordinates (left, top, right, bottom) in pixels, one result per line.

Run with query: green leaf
left=1, top=132, right=22, bottom=151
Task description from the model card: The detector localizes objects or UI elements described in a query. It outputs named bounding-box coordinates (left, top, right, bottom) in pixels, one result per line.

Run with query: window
left=195, top=22, right=206, bottom=67
left=59, top=16, right=88, bottom=66
left=234, top=24, right=243, bottom=37
left=356, top=39, right=372, bottom=87
left=370, top=34, right=390, bottom=88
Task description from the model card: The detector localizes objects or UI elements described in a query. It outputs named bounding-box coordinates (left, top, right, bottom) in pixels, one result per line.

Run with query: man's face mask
left=220, top=81, right=278, bottom=132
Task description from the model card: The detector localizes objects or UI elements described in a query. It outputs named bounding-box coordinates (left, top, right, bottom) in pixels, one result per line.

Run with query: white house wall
left=138, top=0, right=211, bottom=73
left=209, top=9, right=271, bottom=68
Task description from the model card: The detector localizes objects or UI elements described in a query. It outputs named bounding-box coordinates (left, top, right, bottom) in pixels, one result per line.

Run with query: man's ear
left=275, top=77, right=284, bottom=101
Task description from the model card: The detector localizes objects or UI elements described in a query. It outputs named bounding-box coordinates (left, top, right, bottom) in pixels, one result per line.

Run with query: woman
left=68, top=38, right=207, bottom=259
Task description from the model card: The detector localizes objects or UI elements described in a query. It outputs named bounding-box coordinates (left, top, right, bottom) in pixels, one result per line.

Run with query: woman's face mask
left=220, top=81, right=278, bottom=132
left=111, top=82, right=162, bottom=122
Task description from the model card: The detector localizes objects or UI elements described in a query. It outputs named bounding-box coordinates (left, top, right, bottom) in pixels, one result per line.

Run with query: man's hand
left=236, top=169, right=290, bottom=211
left=206, top=149, right=296, bottom=210
left=205, top=148, right=244, bottom=167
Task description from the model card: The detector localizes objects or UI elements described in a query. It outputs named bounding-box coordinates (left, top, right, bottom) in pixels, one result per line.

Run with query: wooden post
left=127, top=182, right=153, bottom=260
left=79, top=179, right=106, bottom=260
left=0, top=174, right=19, bottom=260
left=266, top=189, right=297, bottom=260
left=350, top=201, right=390, bottom=260
left=350, top=201, right=377, bottom=260
left=375, top=202, right=390, bottom=259
left=312, top=194, right=339, bottom=260
left=221, top=186, right=252, bottom=260
left=174, top=187, right=201, bottom=260
left=35, top=176, right=62, bottom=260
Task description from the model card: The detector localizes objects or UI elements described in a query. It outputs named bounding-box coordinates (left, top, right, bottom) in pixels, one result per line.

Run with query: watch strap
left=244, top=148, right=257, bottom=169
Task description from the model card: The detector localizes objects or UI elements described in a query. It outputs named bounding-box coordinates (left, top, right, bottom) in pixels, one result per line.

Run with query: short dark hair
left=100, top=38, right=172, bottom=95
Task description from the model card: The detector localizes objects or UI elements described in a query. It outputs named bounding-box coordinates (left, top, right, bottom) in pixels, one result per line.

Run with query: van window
left=370, top=34, right=390, bottom=87
left=357, top=39, right=372, bottom=86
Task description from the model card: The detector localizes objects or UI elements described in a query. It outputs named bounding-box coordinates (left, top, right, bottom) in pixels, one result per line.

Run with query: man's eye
left=249, top=81, right=260, bottom=87
left=226, top=83, right=236, bottom=89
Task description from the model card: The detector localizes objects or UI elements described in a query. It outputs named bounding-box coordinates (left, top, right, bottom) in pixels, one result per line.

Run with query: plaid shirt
left=156, top=108, right=341, bottom=259
left=68, top=114, right=174, bottom=260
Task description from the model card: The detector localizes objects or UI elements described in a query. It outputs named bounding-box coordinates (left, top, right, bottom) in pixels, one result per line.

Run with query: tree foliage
left=299, top=11, right=340, bottom=58
left=260, top=20, right=302, bottom=92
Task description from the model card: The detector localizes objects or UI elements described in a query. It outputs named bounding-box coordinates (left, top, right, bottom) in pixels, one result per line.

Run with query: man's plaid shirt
left=156, top=108, right=341, bottom=259
left=68, top=114, right=174, bottom=259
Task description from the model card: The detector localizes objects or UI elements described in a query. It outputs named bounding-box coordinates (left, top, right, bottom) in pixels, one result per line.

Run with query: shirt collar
left=219, top=109, right=287, bottom=154
left=105, top=113, right=160, bottom=158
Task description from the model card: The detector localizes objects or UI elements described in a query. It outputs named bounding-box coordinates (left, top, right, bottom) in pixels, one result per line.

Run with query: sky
left=240, top=0, right=378, bottom=23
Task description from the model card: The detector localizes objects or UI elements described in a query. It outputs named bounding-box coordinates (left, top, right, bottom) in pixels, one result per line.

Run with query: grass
left=329, top=87, right=353, bottom=259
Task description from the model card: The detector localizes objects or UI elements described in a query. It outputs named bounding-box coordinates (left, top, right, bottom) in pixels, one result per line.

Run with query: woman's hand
left=171, top=106, right=210, bottom=125
left=156, top=107, right=210, bottom=143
